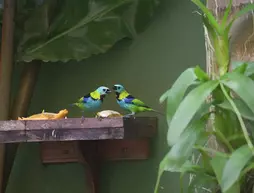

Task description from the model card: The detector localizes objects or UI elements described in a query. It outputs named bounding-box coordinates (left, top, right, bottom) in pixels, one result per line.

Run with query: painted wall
left=6, top=0, right=205, bottom=192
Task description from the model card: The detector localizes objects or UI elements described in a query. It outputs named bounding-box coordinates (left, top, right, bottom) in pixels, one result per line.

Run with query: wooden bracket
left=40, top=139, right=152, bottom=193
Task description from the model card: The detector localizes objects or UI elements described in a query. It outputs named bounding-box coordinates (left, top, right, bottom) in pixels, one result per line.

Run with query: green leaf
left=202, top=13, right=217, bottom=42
left=16, top=0, right=160, bottom=62
left=221, top=145, right=253, bottom=192
left=220, top=83, right=254, bottom=155
left=217, top=98, right=254, bottom=121
left=179, top=162, right=210, bottom=174
left=194, top=65, right=209, bottom=81
left=198, top=147, right=214, bottom=173
left=168, top=80, right=219, bottom=146
left=195, top=145, right=229, bottom=158
left=188, top=173, right=217, bottom=193
left=191, top=0, right=221, bottom=34
left=192, top=101, right=212, bottom=122
left=232, top=62, right=248, bottom=74
left=244, top=63, right=254, bottom=77
left=221, top=72, right=254, bottom=114
left=159, top=68, right=197, bottom=124
left=231, top=61, right=251, bottom=70
left=230, top=3, right=254, bottom=25
left=221, top=0, right=233, bottom=29
left=231, top=61, right=254, bottom=77
left=154, top=120, right=206, bottom=193
left=164, top=120, right=206, bottom=172
left=210, top=155, right=240, bottom=193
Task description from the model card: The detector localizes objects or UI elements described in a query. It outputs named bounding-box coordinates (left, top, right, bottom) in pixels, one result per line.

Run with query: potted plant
left=155, top=0, right=254, bottom=192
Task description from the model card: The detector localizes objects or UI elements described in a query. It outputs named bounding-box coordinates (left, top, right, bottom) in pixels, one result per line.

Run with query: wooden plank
left=0, top=117, right=158, bottom=143
left=0, top=120, right=26, bottom=143
left=25, top=118, right=124, bottom=142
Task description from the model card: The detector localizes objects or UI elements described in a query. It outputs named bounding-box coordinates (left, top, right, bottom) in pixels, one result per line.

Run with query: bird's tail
left=69, top=103, right=77, bottom=107
left=150, top=109, right=165, bottom=116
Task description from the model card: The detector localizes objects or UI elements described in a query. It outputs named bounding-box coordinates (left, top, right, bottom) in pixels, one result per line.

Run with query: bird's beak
left=113, top=86, right=117, bottom=90
left=106, top=89, right=111, bottom=94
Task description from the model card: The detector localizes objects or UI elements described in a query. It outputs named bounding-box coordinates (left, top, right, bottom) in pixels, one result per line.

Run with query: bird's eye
left=117, top=86, right=120, bottom=90
left=103, top=89, right=106, bottom=92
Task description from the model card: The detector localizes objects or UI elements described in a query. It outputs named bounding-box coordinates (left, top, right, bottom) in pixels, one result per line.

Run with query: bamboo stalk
left=2, top=61, right=41, bottom=192
left=0, top=0, right=16, bottom=193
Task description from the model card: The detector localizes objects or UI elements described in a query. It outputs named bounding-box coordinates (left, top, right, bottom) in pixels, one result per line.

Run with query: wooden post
left=10, top=61, right=41, bottom=120
left=0, top=0, right=15, bottom=192
left=3, top=61, right=42, bottom=189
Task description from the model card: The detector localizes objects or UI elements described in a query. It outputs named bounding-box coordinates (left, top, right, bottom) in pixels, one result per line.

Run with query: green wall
left=6, top=0, right=205, bottom=192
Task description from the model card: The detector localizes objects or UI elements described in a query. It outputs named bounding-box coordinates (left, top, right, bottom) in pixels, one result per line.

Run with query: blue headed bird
left=71, top=86, right=111, bottom=118
left=112, top=84, right=164, bottom=117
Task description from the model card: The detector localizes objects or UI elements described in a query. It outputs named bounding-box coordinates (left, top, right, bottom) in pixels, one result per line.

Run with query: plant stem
left=194, top=145, right=229, bottom=158
left=154, top=170, right=163, bottom=193
left=220, top=83, right=254, bottom=154
left=211, top=130, right=234, bottom=152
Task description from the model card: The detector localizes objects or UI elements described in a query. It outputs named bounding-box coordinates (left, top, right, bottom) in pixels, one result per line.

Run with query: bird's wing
left=124, top=95, right=150, bottom=108
left=78, top=93, right=91, bottom=103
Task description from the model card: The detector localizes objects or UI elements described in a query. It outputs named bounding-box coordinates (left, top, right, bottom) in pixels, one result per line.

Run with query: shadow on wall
left=8, top=0, right=206, bottom=193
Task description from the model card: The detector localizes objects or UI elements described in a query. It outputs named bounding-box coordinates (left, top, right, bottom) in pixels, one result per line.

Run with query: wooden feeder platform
left=0, top=117, right=158, bottom=193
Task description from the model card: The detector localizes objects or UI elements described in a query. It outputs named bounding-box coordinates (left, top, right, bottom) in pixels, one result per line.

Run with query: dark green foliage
left=14, top=0, right=159, bottom=62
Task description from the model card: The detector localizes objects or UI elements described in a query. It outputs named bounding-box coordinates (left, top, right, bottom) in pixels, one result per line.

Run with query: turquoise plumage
left=71, top=86, right=111, bottom=117
left=112, top=84, right=163, bottom=117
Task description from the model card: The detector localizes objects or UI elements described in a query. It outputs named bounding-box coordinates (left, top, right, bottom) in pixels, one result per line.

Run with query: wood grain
left=0, top=117, right=158, bottom=143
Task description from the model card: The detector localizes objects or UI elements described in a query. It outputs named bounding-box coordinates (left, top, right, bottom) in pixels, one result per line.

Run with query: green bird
left=112, top=84, right=164, bottom=117
left=71, top=86, right=111, bottom=118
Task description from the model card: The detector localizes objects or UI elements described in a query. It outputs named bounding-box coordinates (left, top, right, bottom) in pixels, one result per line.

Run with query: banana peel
left=18, top=109, right=68, bottom=120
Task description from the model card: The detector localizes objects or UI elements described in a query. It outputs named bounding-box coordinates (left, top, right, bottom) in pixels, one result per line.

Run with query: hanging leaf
left=165, top=120, right=206, bottom=172
left=221, top=72, right=254, bottom=114
left=194, top=65, right=209, bottom=81
left=221, top=145, right=252, bottom=192
left=188, top=173, right=217, bottom=193
left=231, top=61, right=254, bottom=77
left=191, top=0, right=221, bottom=34
left=230, top=3, right=254, bottom=25
left=232, top=63, right=248, bottom=74
left=154, top=120, right=206, bottom=193
left=197, top=147, right=214, bottom=174
left=221, top=0, right=233, bottom=29
left=210, top=155, right=241, bottom=193
left=159, top=68, right=198, bottom=125
left=15, top=0, right=160, bottom=62
left=168, top=80, right=219, bottom=146
left=217, top=98, right=254, bottom=121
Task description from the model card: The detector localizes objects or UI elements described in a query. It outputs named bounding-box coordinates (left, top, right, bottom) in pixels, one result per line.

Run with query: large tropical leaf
left=167, top=80, right=219, bottom=146
left=217, top=98, right=254, bottom=121
left=159, top=67, right=198, bottom=126
left=221, top=145, right=253, bottom=192
left=15, top=0, right=160, bottom=62
left=164, top=120, right=206, bottom=172
left=154, top=120, right=206, bottom=193
left=220, top=72, right=254, bottom=115
left=210, top=155, right=240, bottom=193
